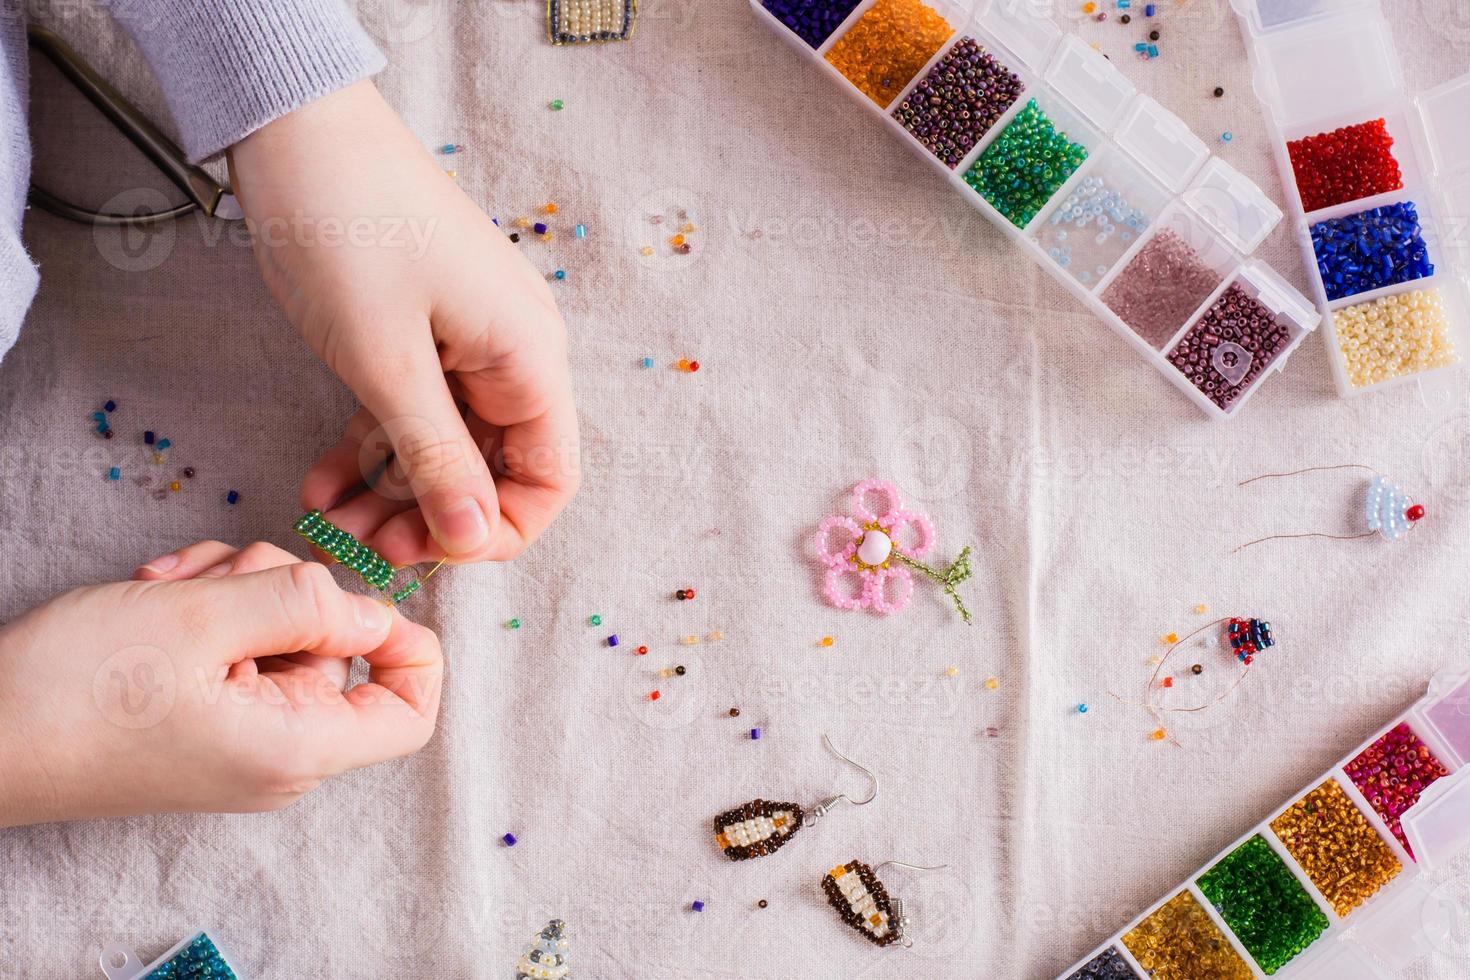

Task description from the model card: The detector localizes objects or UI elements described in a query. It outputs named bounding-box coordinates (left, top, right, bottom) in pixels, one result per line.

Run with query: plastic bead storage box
left=750, top=0, right=1321, bottom=419
left=1230, top=0, right=1470, bottom=396
left=1058, top=667, right=1470, bottom=980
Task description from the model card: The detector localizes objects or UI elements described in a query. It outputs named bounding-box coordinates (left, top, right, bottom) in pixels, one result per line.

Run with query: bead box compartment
left=1032, top=148, right=1171, bottom=291
left=752, top=0, right=1320, bottom=419
left=1057, top=667, right=1470, bottom=980
left=1231, top=0, right=1470, bottom=397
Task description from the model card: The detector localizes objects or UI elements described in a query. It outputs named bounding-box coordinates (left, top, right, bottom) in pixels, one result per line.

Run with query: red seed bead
left=1287, top=119, right=1403, bottom=213
left=685, top=588, right=695, bottom=600
left=1406, top=504, right=1425, bottom=522
left=1162, top=677, right=1174, bottom=688
left=688, top=361, right=700, bottom=372
left=649, top=690, right=661, bottom=701
left=636, top=645, right=648, bottom=655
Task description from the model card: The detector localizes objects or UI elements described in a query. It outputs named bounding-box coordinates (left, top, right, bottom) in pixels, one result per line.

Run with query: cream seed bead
left=1334, top=288, right=1458, bottom=387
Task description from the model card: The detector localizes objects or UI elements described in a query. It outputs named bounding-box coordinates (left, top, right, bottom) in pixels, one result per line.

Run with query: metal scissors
left=26, top=24, right=243, bottom=226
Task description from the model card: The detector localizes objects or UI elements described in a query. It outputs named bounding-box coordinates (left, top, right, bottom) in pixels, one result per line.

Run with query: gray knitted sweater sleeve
left=0, top=0, right=386, bottom=360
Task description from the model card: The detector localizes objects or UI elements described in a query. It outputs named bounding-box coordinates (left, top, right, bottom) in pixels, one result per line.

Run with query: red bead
left=649, top=690, right=661, bottom=701
left=1161, top=677, right=1173, bottom=688
left=685, top=588, right=695, bottom=600
left=1406, top=504, right=1425, bottom=522
left=636, top=645, right=648, bottom=655
left=1287, top=118, right=1403, bottom=212
left=688, top=361, right=700, bottom=372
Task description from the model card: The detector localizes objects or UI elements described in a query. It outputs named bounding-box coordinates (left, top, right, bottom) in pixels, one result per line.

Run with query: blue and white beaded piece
left=516, top=919, right=571, bottom=979
left=1366, top=475, right=1413, bottom=541
left=547, top=0, right=634, bottom=44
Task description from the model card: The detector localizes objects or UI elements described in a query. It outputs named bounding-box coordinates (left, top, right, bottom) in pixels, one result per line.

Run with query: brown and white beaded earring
left=821, top=859, right=947, bottom=948
left=712, top=735, right=877, bottom=862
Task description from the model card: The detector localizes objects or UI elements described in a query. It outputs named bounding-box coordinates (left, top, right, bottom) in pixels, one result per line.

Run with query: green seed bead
left=507, top=618, right=521, bottom=629
left=589, top=614, right=602, bottom=626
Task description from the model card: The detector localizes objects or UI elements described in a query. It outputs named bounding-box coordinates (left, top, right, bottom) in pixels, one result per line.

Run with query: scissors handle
left=27, top=24, right=232, bottom=225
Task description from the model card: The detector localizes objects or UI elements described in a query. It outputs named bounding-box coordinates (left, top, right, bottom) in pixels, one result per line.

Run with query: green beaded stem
left=964, top=99, right=1088, bottom=229
left=1197, top=834, right=1328, bottom=974
left=293, top=509, right=426, bottom=604
left=895, top=546, right=974, bottom=623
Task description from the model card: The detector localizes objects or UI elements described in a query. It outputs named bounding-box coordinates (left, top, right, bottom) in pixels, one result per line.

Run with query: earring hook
left=806, top=735, right=878, bottom=823
left=874, top=862, right=946, bottom=949
left=873, top=860, right=947, bottom=873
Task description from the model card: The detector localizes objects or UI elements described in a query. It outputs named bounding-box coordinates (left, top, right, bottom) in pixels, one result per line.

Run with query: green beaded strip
left=294, top=509, right=427, bottom=604
left=895, top=545, right=974, bottom=623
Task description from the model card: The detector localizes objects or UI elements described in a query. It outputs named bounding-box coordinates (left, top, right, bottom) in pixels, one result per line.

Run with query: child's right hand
left=0, top=541, right=443, bottom=829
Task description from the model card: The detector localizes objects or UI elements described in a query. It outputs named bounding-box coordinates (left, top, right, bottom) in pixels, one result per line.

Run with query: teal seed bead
left=965, top=99, right=1088, bottom=229
left=590, top=614, right=603, bottom=626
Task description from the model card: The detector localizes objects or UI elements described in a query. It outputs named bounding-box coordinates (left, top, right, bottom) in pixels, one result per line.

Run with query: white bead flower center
left=857, top=530, right=893, bottom=567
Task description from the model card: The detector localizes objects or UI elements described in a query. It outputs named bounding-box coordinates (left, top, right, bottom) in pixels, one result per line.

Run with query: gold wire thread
left=1108, top=618, right=1255, bottom=748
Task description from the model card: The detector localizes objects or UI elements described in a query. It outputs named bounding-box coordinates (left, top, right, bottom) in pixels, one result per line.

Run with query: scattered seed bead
left=510, top=233, right=522, bottom=243
left=502, top=832, right=517, bottom=846
left=824, top=0, right=955, bottom=108
left=507, top=618, right=521, bottom=629
left=1148, top=29, right=1159, bottom=40
left=639, top=246, right=652, bottom=255
left=688, top=360, right=700, bottom=372
left=607, top=634, right=619, bottom=647
left=641, top=356, right=654, bottom=367
left=1221, top=131, right=1233, bottom=143
left=965, top=99, right=1088, bottom=229
left=106, top=467, right=120, bottom=481
left=820, top=636, right=834, bottom=647
left=707, top=630, right=722, bottom=641
left=1063, top=946, right=1137, bottom=980
left=1194, top=603, right=1207, bottom=614
left=650, top=690, right=661, bottom=701
left=575, top=223, right=586, bottom=238
left=678, top=588, right=695, bottom=600
left=1344, top=721, right=1448, bottom=857
left=944, top=666, right=959, bottom=677
left=681, top=634, right=700, bottom=645
left=1198, top=835, right=1328, bottom=973
left=750, top=728, right=761, bottom=740
left=675, top=243, right=692, bottom=255
left=763, top=0, right=863, bottom=48
left=1103, top=228, right=1224, bottom=348
left=1167, top=282, right=1293, bottom=411
left=169, top=481, right=181, bottom=492
left=1288, top=118, right=1402, bottom=212
left=892, top=37, right=1024, bottom=169
left=675, top=665, right=686, bottom=675
left=636, top=645, right=648, bottom=655
left=183, top=466, right=195, bottom=478
left=676, top=358, right=691, bottom=371
left=985, top=677, right=998, bottom=690
left=590, top=614, right=602, bottom=626
left=1334, top=287, right=1459, bottom=387
left=226, top=490, right=239, bottom=505
left=660, top=668, right=674, bottom=678
left=1162, top=633, right=1178, bottom=644
left=1270, top=779, right=1401, bottom=917
left=1312, top=201, right=1432, bottom=301
left=691, top=900, right=704, bottom=912
left=1160, top=677, right=1172, bottom=688
left=757, top=899, right=769, bottom=909
left=1122, top=890, right=1253, bottom=980
left=1120, top=13, right=1130, bottom=22
left=670, top=234, right=686, bottom=246
left=1190, top=664, right=1202, bottom=675
left=1077, top=703, right=1089, bottom=714
left=554, top=270, right=566, bottom=280
left=1213, top=86, right=1224, bottom=97
left=550, top=99, right=564, bottom=110
left=729, top=707, right=740, bottom=717
left=1149, top=728, right=1166, bottom=741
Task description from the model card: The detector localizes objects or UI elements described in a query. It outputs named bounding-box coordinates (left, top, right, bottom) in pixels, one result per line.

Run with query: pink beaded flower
left=814, top=480, right=971, bottom=620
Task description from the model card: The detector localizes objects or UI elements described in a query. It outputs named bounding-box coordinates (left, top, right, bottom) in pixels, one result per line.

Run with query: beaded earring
left=1233, top=464, right=1425, bottom=552
left=515, top=919, right=570, bottom=980
left=821, top=859, right=946, bottom=948
left=713, top=735, right=877, bottom=861
left=547, top=0, right=635, bottom=44
left=814, top=479, right=973, bottom=621
left=292, top=510, right=447, bottom=605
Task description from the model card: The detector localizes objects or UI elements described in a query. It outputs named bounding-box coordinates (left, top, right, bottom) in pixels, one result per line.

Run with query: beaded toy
left=515, top=919, right=570, bottom=980
left=821, top=859, right=944, bottom=948
left=1227, top=617, right=1273, bottom=665
left=292, top=510, right=446, bottom=604
left=1234, top=464, right=1425, bottom=552
left=712, top=734, right=876, bottom=861
left=547, top=0, right=634, bottom=44
left=814, top=480, right=973, bottom=621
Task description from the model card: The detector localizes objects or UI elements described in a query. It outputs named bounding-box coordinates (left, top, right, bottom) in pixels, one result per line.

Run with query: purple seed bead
left=762, top=0, right=862, bottom=48
left=892, top=37, right=1024, bottom=169
left=1101, top=228, right=1223, bottom=348
left=1165, top=283, right=1292, bottom=411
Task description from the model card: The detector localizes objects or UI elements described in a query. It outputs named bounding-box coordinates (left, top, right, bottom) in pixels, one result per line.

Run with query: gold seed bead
left=1269, top=779, right=1401, bottom=916
left=1122, top=890, right=1254, bottom=980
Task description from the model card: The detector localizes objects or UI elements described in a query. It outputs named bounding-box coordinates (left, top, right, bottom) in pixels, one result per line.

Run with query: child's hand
left=228, top=80, right=579, bottom=568
left=0, top=542, right=442, bottom=828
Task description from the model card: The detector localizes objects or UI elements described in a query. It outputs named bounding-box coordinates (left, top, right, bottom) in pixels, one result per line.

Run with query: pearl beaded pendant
left=1366, top=475, right=1415, bottom=541
left=548, top=0, right=635, bottom=44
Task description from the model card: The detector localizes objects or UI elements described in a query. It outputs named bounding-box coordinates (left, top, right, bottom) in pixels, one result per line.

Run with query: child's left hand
left=227, top=80, right=580, bottom=568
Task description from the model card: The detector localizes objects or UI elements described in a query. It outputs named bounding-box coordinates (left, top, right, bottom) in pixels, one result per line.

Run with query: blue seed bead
left=1145, top=3, right=1156, bottom=14
left=554, top=269, right=566, bottom=280
left=226, top=490, right=239, bottom=504
left=104, top=400, right=116, bottom=412
left=144, top=430, right=155, bottom=445
left=156, top=438, right=171, bottom=450
left=642, top=356, right=654, bottom=368
left=438, top=143, right=461, bottom=154
left=575, top=224, right=586, bottom=238
left=1221, top=131, right=1233, bottom=142
left=533, top=222, right=548, bottom=234
left=1077, top=703, right=1089, bottom=713
left=107, top=467, right=120, bottom=480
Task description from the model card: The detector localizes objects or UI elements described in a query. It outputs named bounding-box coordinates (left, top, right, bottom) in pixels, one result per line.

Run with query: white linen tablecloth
left=5, top=1, right=1470, bottom=976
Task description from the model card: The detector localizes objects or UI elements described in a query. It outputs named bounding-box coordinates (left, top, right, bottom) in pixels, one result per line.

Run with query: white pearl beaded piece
left=549, top=0, right=634, bottom=43
left=856, top=529, right=893, bottom=567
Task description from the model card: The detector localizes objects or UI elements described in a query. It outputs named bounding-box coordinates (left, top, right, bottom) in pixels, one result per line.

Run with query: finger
left=321, top=459, right=417, bottom=543
left=349, top=330, right=498, bottom=559
left=300, top=407, right=393, bottom=514
left=217, top=541, right=300, bottom=576
left=319, top=616, right=444, bottom=771
left=135, top=540, right=238, bottom=580
left=183, top=563, right=392, bottom=663
left=483, top=386, right=580, bottom=559
left=221, top=544, right=353, bottom=689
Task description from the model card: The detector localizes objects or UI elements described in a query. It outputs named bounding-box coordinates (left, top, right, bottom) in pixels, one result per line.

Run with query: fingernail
left=199, top=560, right=233, bottom=578
left=352, top=595, right=391, bottom=632
left=430, top=496, right=489, bottom=554
left=138, top=552, right=181, bottom=575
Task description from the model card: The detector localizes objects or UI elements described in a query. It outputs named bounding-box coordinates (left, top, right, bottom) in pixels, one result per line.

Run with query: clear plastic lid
left=1114, top=96, right=1209, bottom=193
left=1044, top=35, right=1135, bottom=132
left=975, top=0, right=1059, bottom=73
left=1183, top=157, right=1283, bottom=254
left=1416, top=70, right=1470, bottom=179
left=1233, top=0, right=1375, bottom=33
left=1247, top=12, right=1401, bottom=128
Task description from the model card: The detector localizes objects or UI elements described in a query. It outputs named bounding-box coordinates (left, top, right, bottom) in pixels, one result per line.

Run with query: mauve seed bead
left=1343, top=722, right=1448, bottom=858
left=1102, top=228, right=1223, bottom=348
left=1166, top=283, right=1291, bottom=410
left=762, top=0, right=864, bottom=48
left=892, top=37, right=1023, bottom=169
